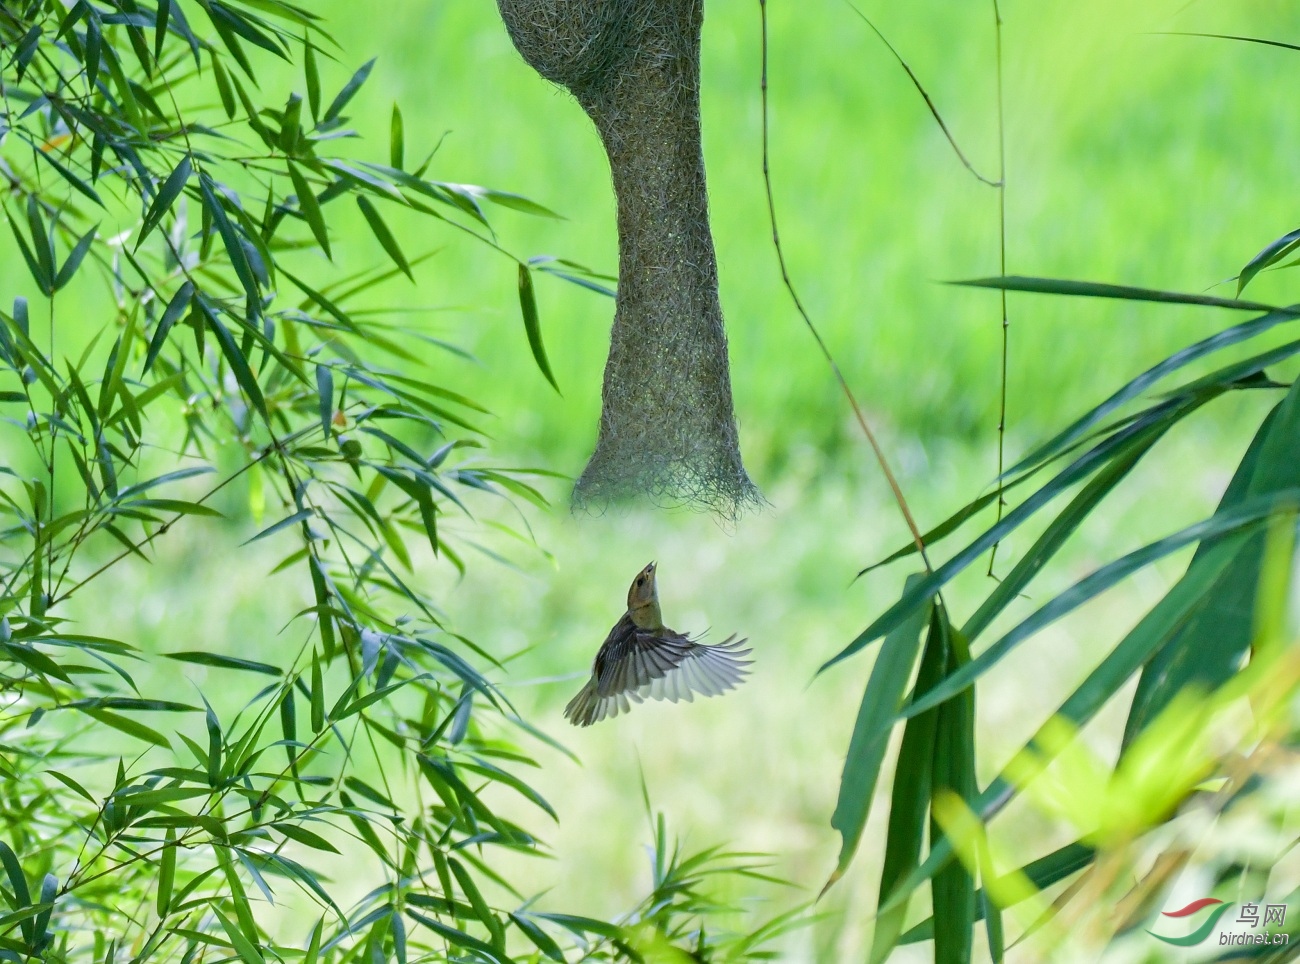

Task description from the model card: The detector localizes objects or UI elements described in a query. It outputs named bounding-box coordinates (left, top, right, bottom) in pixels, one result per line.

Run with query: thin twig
left=843, top=1, right=1002, bottom=188
left=758, top=0, right=932, bottom=572
left=988, top=0, right=1010, bottom=577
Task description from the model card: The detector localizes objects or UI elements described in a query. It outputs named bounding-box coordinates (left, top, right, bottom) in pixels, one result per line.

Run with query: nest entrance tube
left=497, top=0, right=760, bottom=518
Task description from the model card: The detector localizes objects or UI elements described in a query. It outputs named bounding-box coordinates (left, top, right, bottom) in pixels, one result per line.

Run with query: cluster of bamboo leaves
left=0, top=1, right=797, bottom=961
left=825, top=85, right=1300, bottom=964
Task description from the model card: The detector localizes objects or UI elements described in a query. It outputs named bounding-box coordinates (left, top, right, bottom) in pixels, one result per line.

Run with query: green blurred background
left=10, top=0, right=1300, bottom=957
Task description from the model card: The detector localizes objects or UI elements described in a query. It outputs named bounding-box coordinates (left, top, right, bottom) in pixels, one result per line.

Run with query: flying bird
left=564, top=562, right=752, bottom=727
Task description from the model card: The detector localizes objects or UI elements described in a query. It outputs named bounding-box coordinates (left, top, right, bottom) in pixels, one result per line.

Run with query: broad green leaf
left=868, top=609, right=947, bottom=964
left=930, top=618, right=976, bottom=964
left=899, top=842, right=1096, bottom=945
left=830, top=573, right=931, bottom=881
left=164, top=651, right=281, bottom=675
left=1127, top=380, right=1300, bottom=742
left=0, top=841, right=33, bottom=944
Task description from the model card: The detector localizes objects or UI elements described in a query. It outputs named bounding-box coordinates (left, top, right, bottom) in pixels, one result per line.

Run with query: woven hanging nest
left=497, top=0, right=760, bottom=519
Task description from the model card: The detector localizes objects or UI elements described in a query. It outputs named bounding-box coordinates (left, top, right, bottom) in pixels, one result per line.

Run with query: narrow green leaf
left=0, top=841, right=33, bottom=944
left=902, top=492, right=1299, bottom=721
left=449, top=858, right=503, bottom=947
left=304, top=918, right=323, bottom=964
left=953, top=275, right=1283, bottom=312
left=868, top=611, right=946, bottom=964
left=205, top=1, right=286, bottom=59
left=315, top=363, right=334, bottom=438
left=154, top=0, right=171, bottom=59
left=510, top=913, right=564, bottom=962
left=198, top=175, right=259, bottom=305
left=303, top=36, right=321, bottom=122
left=54, top=224, right=98, bottom=291
left=46, top=770, right=96, bottom=804
left=164, top=651, right=281, bottom=675
left=899, top=842, right=1096, bottom=945
left=35, top=148, right=103, bottom=205
left=137, top=156, right=192, bottom=250
left=7, top=210, right=51, bottom=292
left=211, top=52, right=237, bottom=118
left=144, top=281, right=194, bottom=373
left=279, top=93, right=302, bottom=151
left=273, top=823, right=339, bottom=854
left=931, top=619, right=976, bottom=964
left=962, top=427, right=1164, bottom=641
left=390, top=103, right=404, bottom=169
left=199, top=299, right=267, bottom=418
left=33, top=874, right=55, bottom=946
left=212, top=906, right=265, bottom=964
left=356, top=196, right=412, bottom=280
left=287, top=161, right=330, bottom=258
left=1238, top=227, right=1300, bottom=294
left=405, top=910, right=507, bottom=962
left=76, top=707, right=170, bottom=747
left=310, top=650, right=324, bottom=732
left=517, top=264, right=559, bottom=391
left=157, top=830, right=176, bottom=917
left=323, top=58, right=375, bottom=123
left=242, top=509, right=313, bottom=546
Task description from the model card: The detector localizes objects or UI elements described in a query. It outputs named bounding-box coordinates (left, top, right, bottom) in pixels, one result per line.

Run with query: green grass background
left=8, top=0, right=1300, bottom=957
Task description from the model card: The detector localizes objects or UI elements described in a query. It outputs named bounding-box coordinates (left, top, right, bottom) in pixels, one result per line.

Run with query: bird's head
left=626, top=561, right=662, bottom=629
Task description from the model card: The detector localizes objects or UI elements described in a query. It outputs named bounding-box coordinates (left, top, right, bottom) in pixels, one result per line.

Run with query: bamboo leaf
left=323, top=57, right=375, bottom=123
left=830, top=574, right=931, bottom=880
left=954, top=275, right=1283, bottom=312
left=137, top=155, right=192, bottom=250
left=288, top=161, right=330, bottom=258
left=356, top=196, right=411, bottom=280
left=517, top=263, right=559, bottom=391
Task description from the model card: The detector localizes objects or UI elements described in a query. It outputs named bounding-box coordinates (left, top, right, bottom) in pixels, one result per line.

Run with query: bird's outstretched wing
left=564, top=630, right=752, bottom=726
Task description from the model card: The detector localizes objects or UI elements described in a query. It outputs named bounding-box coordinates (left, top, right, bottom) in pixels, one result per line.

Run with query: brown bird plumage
left=564, top=562, right=752, bottom=727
